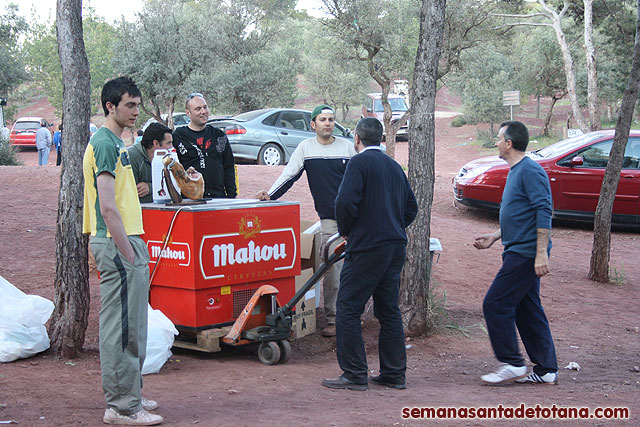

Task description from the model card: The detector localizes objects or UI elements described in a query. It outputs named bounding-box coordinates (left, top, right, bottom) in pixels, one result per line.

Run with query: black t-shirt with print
left=173, top=125, right=236, bottom=198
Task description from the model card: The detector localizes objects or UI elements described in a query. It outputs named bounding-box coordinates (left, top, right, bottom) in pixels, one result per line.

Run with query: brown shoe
left=321, top=324, right=336, bottom=337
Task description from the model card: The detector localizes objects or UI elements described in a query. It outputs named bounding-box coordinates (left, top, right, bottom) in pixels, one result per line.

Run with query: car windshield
left=13, top=121, right=39, bottom=131
left=373, top=98, right=408, bottom=113
left=532, top=133, right=606, bottom=159
left=234, top=109, right=272, bottom=122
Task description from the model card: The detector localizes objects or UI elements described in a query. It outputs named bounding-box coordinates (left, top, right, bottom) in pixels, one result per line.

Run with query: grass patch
left=529, top=134, right=560, bottom=150
left=609, top=263, right=626, bottom=285
left=425, top=280, right=488, bottom=338
left=444, top=322, right=487, bottom=338
left=600, top=120, right=640, bottom=130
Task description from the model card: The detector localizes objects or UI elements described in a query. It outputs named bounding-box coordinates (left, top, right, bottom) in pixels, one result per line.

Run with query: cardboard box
left=291, top=268, right=316, bottom=339
left=300, top=220, right=321, bottom=272
left=300, top=220, right=322, bottom=308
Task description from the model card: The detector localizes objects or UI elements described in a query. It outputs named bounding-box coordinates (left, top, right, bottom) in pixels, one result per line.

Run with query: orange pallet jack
left=174, top=233, right=345, bottom=365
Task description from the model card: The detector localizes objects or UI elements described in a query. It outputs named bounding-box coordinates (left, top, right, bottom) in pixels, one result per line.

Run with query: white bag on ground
left=0, top=275, right=54, bottom=363
left=142, top=304, right=178, bottom=375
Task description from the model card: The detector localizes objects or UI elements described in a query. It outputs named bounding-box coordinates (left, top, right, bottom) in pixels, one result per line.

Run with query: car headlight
left=457, top=165, right=491, bottom=181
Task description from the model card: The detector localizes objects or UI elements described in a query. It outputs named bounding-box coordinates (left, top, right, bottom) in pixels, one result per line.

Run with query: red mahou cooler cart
left=141, top=199, right=300, bottom=335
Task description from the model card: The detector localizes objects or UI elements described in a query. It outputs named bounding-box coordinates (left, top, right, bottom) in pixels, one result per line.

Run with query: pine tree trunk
left=589, top=0, right=640, bottom=282
left=399, top=0, right=445, bottom=336
left=48, top=0, right=91, bottom=358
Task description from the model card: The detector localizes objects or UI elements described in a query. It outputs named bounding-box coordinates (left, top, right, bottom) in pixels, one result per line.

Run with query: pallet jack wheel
left=258, top=341, right=281, bottom=365
left=277, top=340, right=291, bottom=364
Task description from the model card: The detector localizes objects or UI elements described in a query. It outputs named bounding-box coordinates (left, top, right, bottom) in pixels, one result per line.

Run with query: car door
left=551, top=138, right=640, bottom=216
left=274, top=110, right=314, bottom=156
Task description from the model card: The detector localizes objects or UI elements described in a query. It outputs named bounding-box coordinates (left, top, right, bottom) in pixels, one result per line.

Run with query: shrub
left=0, top=136, right=23, bottom=166
left=476, top=130, right=495, bottom=148
left=451, top=115, right=466, bottom=127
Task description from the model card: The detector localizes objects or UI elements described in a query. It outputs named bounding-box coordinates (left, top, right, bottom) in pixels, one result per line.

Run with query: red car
left=9, top=117, right=46, bottom=148
left=453, top=130, right=640, bottom=226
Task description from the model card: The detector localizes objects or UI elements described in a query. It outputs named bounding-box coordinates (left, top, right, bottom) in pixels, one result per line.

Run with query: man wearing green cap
left=256, top=105, right=356, bottom=337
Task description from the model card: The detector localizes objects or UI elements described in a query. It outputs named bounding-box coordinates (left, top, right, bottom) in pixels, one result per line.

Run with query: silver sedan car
left=207, top=108, right=353, bottom=165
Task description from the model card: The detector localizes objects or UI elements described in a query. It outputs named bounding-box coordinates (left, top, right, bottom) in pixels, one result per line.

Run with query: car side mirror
left=345, top=128, right=352, bottom=137
left=570, top=156, right=584, bottom=166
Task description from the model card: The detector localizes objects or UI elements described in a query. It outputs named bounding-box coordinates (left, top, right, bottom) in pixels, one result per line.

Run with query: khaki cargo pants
left=320, top=219, right=343, bottom=325
left=90, top=235, right=150, bottom=415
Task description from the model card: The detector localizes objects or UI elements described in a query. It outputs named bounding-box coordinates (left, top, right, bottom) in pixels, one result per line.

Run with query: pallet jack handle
left=280, top=233, right=346, bottom=315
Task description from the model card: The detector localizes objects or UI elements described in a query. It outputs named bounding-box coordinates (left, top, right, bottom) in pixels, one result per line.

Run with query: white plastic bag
left=0, top=276, right=54, bottom=363
left=142, top=305, right=178, bottom=375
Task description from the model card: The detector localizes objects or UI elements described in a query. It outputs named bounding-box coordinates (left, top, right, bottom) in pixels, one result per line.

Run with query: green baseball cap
left=311, top=105, right=334, bottom=121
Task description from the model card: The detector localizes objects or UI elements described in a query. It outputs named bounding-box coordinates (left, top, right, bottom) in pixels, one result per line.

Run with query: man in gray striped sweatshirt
left=256, top=105, right=356, bottom=337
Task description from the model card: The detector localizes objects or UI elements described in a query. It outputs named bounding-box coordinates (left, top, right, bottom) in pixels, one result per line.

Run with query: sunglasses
left=186, top=92, right=204, bottom=101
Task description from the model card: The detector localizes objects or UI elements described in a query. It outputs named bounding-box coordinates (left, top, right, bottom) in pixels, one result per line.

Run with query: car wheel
left=258, top=143, right=284, bottom=166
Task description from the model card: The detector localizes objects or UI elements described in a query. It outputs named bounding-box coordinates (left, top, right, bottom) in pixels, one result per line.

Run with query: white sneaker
left=516, top=371, right=558, bottom=385
left=103, top=407, right=163, bottom=425
left=141, top=397, right=159, bottom=411
left=481, top=363, right=527, bottom=385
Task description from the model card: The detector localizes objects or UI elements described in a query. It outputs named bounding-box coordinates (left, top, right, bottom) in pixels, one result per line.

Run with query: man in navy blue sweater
left=322, top=117, right=417, bottom=391
left=474, top=121, right=558, bottom=385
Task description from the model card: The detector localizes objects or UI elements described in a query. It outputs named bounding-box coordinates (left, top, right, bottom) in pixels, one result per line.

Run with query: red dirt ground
left=0, top=91, right=638, bottom=426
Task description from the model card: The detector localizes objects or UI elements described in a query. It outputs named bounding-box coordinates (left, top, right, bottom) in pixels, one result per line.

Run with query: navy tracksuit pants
left=483, top=251, right=558, bottom=375
left=336, top=243, right=407, bottom=384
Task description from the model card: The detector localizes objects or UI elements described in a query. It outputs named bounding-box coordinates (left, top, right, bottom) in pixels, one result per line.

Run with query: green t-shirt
left=83, top=127, right=144, bottom=237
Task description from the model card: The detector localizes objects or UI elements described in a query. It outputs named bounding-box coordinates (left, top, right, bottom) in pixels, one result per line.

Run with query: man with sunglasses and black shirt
left=173, top=92, right=236, bottom=198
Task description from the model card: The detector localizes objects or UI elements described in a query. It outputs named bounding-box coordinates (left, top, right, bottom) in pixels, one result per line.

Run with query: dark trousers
left=483, top=251, right=558, bottom=375
left=56, top=148, right=61, bottom=166
left=336, top=243, right=407, bottom=384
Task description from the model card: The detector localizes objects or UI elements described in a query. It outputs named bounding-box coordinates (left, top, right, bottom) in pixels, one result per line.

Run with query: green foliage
left=22, top=13, right=117, bottom=116
left=439, top=0, right=523, bottom=79
left=512, top=27, right=566, bottom=100
left=448, top=45, right=515, bottom=125
left=0, top=3, right=29, bottom=96
left=114, top=0, right=299, bottom=117
left=450, top=115, right=466, bottom=127
left=0, top=135, right=23, bottom=166
left=295, top=16, right=369, bottom=121
left=320, top=0, right=420, bottom=88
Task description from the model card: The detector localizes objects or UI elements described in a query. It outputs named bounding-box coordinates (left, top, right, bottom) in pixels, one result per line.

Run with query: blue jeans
left=483, top=251, right=557, bottom=375
left=37, top=147, right=50, bottom=166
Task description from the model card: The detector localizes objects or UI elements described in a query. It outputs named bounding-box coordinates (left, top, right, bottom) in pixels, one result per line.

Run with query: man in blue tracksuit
left=322, top=117, right=417, bottom=391
left=474, top=120, right=558, bottom=385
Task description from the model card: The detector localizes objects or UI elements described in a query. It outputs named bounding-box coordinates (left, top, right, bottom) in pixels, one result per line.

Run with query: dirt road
left=1, top=100, right=638, bottom=426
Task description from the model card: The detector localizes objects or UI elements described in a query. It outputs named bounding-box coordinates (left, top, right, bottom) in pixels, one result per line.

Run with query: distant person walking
left=53, top=124, right=62, bottom=166
left=35, top=120, right=52, bottom=166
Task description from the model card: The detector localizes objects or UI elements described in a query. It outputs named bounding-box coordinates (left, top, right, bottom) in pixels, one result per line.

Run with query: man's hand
left=474, top=231, right=500, bottom=250
left=255, top=190, right=270, bottom=201
left=534, top=251, right=550, bottom=277
left=136, top=182, right=150, bottom=198
left=534, top=228, right=551, bottom=277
